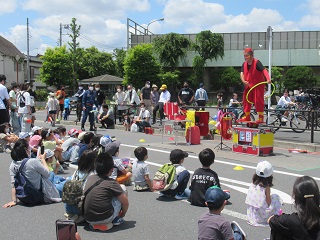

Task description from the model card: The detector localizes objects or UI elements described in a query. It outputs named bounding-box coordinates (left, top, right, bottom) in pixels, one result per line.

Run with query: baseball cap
left=29, top=135, right=42, bottom=148
left=68, top=128, right=81, bottom=137
left=105, top=140, right=121, bottom=156
left=205, top=186, right=230, bottom=208
left=19, top=132, right=31, bottom=139
left=100, top=135, right=112, bottom=148
left=152, top=84, right=158, bottom=88
left=44, top=149, right=54, bottom=158
left=170, top=149, right=188, bottom=161
left=256, top=161, right=273, bottom=178
left=31, top=126, right=42, bottom=133
left=160, top=84, right=167, bottom=90
left=78, top=132, right=86, bottom=141
left=244, top=47, right=253, bottom=55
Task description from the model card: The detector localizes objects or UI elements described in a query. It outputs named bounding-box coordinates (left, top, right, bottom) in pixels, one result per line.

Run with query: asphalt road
left=1, top=121, right=320, bottom=240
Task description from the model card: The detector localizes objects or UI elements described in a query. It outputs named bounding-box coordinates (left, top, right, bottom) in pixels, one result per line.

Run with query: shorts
left=59, top=104, right=64, bottom=112
left=49, top=110, right=57, bottom=114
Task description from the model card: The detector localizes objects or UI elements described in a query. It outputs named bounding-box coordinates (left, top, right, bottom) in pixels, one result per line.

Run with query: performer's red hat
left=244, top=48, right=253, bottom=55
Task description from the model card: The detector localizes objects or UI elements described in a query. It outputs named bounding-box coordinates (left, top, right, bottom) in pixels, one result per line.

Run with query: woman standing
left=17, top=83, right=32, bottom=133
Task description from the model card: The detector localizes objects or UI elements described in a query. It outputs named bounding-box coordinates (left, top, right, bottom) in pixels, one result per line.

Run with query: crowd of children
left=2, top=125, right=320, bottom=239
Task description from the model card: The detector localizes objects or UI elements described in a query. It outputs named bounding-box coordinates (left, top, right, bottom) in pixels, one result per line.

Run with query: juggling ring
left=246, top=81, right=275, bottom=105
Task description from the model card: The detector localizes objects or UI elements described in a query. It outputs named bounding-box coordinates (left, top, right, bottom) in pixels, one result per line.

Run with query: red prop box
left=164, top=102, right=179, bottom=120
left=195, top=111, right=209, bottom=136
left=144, top=127, right=154, bottom=134
left=186, top=126, right=201, bottom=145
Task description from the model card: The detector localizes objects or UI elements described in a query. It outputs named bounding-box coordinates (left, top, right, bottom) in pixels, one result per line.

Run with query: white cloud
left=298, top=0, right=320, bottom=28
left=0, top=0, right=17, bottom=15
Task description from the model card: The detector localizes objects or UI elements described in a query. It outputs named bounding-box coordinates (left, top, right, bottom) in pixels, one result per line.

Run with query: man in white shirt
left=152, top=84, right=171, bottom=125
left=0, top=74, right=11, bottom=125
left=136, top=103, right=151, bottom=132
left=17, top=83, right=32, bottom=132
left=277, top=90, right=295, bottom=122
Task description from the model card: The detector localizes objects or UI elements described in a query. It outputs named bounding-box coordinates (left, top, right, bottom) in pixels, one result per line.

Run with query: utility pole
left=59, top=23, right=62, bottom=47
left=27, top=18, right=30, bottom=83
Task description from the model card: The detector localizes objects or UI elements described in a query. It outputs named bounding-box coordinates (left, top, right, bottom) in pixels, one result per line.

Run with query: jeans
left=162, top=170, right=190, bottom=196
left=48, top=171, right=67, bottom=197
left=81, top=106, right=94, bottom=127
left=153, top=102, right=164, bottom=123
left=63, top=108, right=70, bottom=120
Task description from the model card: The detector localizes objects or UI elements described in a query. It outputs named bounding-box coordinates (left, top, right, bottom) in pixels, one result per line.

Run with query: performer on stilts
left=239, top=48, right=271, bottom=124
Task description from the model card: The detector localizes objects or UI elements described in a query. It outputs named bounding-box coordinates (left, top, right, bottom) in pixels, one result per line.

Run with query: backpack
left=62, top=171, right=89, bottom=205
left=18, top=91, right=26, bottom=107
left=14, top=158, right=44, bottom=205
left=152, top=163, right=176, bottom=191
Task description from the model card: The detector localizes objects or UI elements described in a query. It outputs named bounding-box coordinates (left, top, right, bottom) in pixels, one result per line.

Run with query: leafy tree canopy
left=284, top=66, right=317, bottom=90
left=113, top=48, right=126, bottom=78
left=123, top=44, right=161, bottom=88
left=153, top=33, right=191, bottom=70
left=39, top=46, right=73, bottom=87
left=219, top=67, right=241, bottom=90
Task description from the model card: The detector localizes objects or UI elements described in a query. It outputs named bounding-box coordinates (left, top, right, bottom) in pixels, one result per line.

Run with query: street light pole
left=146, top=18, right=164, bottom=35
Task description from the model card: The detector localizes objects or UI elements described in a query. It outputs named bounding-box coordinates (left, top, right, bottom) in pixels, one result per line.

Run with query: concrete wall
left=0, top=55, right=24, bottom=86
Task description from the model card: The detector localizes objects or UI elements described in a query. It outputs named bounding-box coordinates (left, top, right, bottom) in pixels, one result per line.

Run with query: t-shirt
left=9, top=90, right=17, bottom=109
left=190, top=168, right=220, bottom=207
left=241, top=60, right=264, bottom=72
left=17, top=91, right=31, bottom=114
left=61, top=137, right=80, bottom=152
left=178, top=87, right=194, bottom=104
left=111, top=156, right=125, bottom=179
left=278, top=96, right=291, bottom=108
left=0, top=84, right=9, bottom=109
left=229, top=98, right=239, bottom=108
left=198, top=211, right=234, bottom=240
left=47, top=97, right=58, bottom=111
left=83, top=175, right=124, bottom=222
left=138, top=109, right=150, bottom=120
left=140, top=86, right=151, bottom=100
left=132, top=161, right=150, bottom=186
left=64, top=98, right=70, bottom=108
left=56, top=90, right=66, bottom=105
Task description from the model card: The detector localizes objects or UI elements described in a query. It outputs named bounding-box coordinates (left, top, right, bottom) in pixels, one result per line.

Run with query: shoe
left=89, top=223, right=113, bottom=231
left=237, top=116, right=251, bottom=123
left=175, top=192, right=189, bottom=200
left=89, top=127, right=96, bottom=131
left=112, top=216, right=124, bottom=226
left=174, top=193, right=188, bottom=200
left=255, top=115, right=264, bottom=124
left=62, top=163, right=69, bottom=170
left=99, top=125, right=107, bottom=129
left=281, top=117, right=289, bottom=122
left=81, top=127, right=85, bottom=131
left=231, top=221, right=247, bottom=239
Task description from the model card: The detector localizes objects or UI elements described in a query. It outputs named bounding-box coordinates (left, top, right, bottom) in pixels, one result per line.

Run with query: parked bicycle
left=266, top=105, right=308, bottom=133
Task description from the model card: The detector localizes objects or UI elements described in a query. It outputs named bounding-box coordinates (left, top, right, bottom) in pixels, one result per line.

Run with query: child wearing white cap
left=245, top=161, right=283, bottom=226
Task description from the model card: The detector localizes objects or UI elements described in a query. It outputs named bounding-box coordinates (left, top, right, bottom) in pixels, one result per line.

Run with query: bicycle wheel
left=290, top=114, right=308, bottom=133
left=266, top=114, right=281, bottom=131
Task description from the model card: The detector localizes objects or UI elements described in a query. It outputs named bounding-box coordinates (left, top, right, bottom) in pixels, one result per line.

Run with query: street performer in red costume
left=239, top=48, right=271, bottom=123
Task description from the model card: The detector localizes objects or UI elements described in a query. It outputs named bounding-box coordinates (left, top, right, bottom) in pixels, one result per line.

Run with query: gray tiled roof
left=0, top=35, right=25, bottom=59
left=79, top=74, right=123, bottom=84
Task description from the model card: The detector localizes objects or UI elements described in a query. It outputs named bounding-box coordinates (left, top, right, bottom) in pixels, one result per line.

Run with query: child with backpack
left=132, top=146, right=153, bottom=191
left=104, top=140, right=132, bottom=185
left=245, top=161, right=283, bottom=226
left=159, top=149, right=190, bottom=200
left=184, top=148, right=221, bottom=207
left=198, top=186, right=246, bottom=240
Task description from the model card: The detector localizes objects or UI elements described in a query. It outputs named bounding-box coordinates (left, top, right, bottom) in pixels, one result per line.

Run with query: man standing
left=95, top=84, right=105, bottom=122
left=125, top=84, right=140, bottom=115
left=178, top=81, right=194, bottom=106
left=81, top=83, right=98, bottom=131
left=75, top=83, right=85, bottom=122
left=140, top=81, right=152, bottom=112
left=239, top=48, right=271, bottom=123
left=0, top=74, right=11, bottom=125
left=27, top=82, right=37, bottom=127
left=153, top=84, right=170, bottom=125
left=56, top=85, right=66, bottom=121
left=195, top=83, right=209, bottom=110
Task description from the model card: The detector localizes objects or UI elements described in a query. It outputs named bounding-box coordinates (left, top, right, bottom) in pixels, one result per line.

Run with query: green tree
left=77, top=46, right=115, bottom=80
left=192, top=30, right=224, bottom=88
left=267, top=66, right=284, bottom=94
left=284, top=66, right=317, bottom=90
left=123, top=44, right=161, bottom=88
left=153, top=33, right=191, bottom=70
left=68, top=18, right=81, bottom=91
left=219, top=67, right=241, bottom=91
left=113, top=48, right=126, bottom=78
left=39, top=46, right=73, bottom=87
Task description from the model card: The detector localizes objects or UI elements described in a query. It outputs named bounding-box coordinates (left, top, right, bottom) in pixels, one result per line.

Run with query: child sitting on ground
left=160, top=149, right=190, bottom=200
left=105, top=140, right=132, bottom=185
left=132, top=146, right=153, bottom=191
left=198, top=186, right=246, bottom=240
left=245, top=161, right=283, bottom=226
left=185, top=148, right=221, bottom=207
left=0, top=123, right=18, bottom=153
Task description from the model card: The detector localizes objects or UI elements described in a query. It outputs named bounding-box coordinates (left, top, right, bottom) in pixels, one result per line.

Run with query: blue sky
left=0, top=0, right=319, bottom=55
